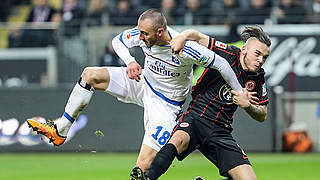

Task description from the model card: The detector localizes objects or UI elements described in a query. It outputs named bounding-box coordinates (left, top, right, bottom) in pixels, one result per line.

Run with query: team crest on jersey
left=199, top=55, right=208, bottom=62
left=219, top=84, right=233, bottom=104
left=171, top=56, right=181, bottom=64
left=215, top=41, right=227, bottom=49
left=262, top=83, right=267, bottom=96
left=126, top=33, right=131, bottom=39
left=245, top=80, right=256, bottom=91
left=180, top=122, right=189, bottom=128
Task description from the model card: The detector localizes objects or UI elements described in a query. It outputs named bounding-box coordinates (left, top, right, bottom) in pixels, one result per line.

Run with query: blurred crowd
left=0, top=0, right=319, bottom=86
left=1, top=0, right=319, bottom=45
left=0, top=0, right=319, bottom=65
left=1, top=0, right=319, bottom=26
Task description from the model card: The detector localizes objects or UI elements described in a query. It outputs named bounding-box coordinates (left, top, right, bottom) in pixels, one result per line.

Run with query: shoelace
left=47, top=119, right=55, bottom=126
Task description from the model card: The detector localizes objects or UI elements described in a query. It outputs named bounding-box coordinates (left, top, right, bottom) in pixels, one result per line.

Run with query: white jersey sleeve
left=112, top=27, right=141, bottom=66
left=181, top=41, right=243, bottom=93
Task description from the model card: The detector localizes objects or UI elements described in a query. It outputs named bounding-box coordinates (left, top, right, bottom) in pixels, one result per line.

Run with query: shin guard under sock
left=146, top=143, right=178, bottom=180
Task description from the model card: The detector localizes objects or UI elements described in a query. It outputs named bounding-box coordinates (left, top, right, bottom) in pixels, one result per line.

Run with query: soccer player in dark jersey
left=132, top=26, right=271, bottom=180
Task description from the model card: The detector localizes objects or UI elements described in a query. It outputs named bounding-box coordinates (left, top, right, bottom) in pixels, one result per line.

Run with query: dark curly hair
left=241, top=26, right=271, bottom=47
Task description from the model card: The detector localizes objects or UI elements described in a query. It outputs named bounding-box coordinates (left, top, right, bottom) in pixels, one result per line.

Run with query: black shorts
left=173, top=113, right=251, bottom=177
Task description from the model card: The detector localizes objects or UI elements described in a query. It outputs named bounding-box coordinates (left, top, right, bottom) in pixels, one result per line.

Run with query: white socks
left=54, top=116, right=73, bottom=137
left=55, top=79, right=94, bottom=136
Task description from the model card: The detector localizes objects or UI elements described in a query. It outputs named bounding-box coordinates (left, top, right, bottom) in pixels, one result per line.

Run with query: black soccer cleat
left=193, top=176, right=204, bottom=180
left=130, top=166, right=150, bottom=180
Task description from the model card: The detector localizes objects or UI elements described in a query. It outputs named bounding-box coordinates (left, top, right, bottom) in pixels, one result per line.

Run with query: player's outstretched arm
left=171, top=29, right=209, bottom=55
left=175, top=30, right=243, bottom=93
left=182, top=40, right=243, bottom=93
left=209, top=53, right=243, bottom=93
left=112, top=31, right=142, bottom=81
left=231, top=88, right=267, bottom=122
left=112, top=33, right=137, bottom=65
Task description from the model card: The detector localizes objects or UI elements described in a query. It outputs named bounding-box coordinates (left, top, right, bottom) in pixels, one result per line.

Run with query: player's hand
left=248, top=91, right=259, bottom=105
left=170, top=34, right=186, bottom=58
left=126, top=61, right=142, bottom=82
left=231, top=88, right=259, bottom=108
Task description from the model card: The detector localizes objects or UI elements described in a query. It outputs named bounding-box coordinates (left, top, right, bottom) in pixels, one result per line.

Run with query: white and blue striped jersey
left=112, top=26, right=241, bottom=106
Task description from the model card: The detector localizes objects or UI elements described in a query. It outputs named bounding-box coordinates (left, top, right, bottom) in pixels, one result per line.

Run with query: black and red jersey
left=184, top=37, right=269, bottom=132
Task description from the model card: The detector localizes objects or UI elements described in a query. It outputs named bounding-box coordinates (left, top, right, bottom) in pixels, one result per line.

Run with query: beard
left=244, top=56, right=260, bottom=72
left=146, top=35, right=160, bottom=48
left=243, top=54, right=257, bottom=72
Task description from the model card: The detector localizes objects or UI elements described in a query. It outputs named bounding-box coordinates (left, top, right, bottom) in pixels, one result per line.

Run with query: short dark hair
left=139, top=8, right=167, bottom=31
left=241, top=26, right=271, bottom=47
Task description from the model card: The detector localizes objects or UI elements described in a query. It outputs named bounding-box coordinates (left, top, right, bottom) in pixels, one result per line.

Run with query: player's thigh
left=136, top=144, right=158, bottom=171
left=106, top=67, right=144, bottom=106
left=228, top=164, right=257, bottom=180
left=142, top=95, right=181, bottom=152
left=200, top=133, right=251, bottom=178
left=174, top=114, right=199, bottom=161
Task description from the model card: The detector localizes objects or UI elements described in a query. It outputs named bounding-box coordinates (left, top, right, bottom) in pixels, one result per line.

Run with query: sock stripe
left=63, top=112, right=75, bottom=123
left=78, top=77, right=93, bottom=91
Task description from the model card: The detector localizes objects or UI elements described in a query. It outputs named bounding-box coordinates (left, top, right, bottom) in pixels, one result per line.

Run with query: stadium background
left=0, top=0, right=320, bottom=179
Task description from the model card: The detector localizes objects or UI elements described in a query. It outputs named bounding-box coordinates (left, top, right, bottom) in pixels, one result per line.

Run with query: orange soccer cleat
left=27, top=119, right=66, bottom=146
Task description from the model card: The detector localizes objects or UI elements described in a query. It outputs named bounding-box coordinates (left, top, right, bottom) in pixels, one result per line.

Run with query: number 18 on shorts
left=151, top=125, right=171, bottom=146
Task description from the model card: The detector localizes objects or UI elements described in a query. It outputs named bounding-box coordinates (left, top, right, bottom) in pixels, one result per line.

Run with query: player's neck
left=157, top=31, right=171, bottom=46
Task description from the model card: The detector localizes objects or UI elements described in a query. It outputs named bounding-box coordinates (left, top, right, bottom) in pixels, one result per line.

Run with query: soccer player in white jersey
left=26, top=8, right=243, bottom=178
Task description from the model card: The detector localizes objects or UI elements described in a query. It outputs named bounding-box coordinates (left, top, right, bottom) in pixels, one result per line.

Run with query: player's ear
left=157, top=27, right=164, bottom=36
left=242, top=45, right=247, bottom=55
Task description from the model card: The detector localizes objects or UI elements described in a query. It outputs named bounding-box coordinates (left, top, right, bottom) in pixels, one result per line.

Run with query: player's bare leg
left=228, top=164, right=257, bottom=180
left=28, top=67, right=111, bottom=146
left=130, top=144, right=157, bottom=180
left=136, top=144, right=158, bottom=171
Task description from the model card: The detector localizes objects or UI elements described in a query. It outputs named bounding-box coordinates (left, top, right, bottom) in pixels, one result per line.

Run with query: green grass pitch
left=0, top=152, right=319, bottom=180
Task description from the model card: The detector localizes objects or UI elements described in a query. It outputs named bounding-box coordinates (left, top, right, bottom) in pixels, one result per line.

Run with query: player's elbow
left=256, top=113, right=267, bottom=123
left=255, top=105, right=268, bottom=122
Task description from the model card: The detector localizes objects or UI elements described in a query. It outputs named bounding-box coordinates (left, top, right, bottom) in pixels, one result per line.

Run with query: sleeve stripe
left=131, top=29, right=139, bottom=33
left=119, top=32, right=128, bottom=48
left=184, top=45, right=201, bottom=56
left=131, top=32, right=140, bottom=36
left=183, top=49, right=199, bottom=59
left=207, top=53, right=216, bottom=68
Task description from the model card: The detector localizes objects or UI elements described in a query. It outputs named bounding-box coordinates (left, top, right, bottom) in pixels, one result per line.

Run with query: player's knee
left=169, top=131, right=189, bottom=154
left=81, top=67, right=94, bottom=83
left=81, top=67, right=100, bottom=87
left=228, top=164, right=257, bottom=180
